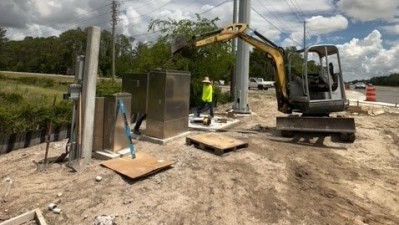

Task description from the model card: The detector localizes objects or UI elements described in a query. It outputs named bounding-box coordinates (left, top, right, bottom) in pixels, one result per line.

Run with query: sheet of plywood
left=100, top=152, right=173, bottom=180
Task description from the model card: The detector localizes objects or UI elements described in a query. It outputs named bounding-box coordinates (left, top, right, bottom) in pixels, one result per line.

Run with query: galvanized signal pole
left=111, top=0, right=119, bottom=80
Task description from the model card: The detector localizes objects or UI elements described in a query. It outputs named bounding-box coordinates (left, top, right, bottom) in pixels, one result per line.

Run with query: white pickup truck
left=248, top=77, right=274, bottom=90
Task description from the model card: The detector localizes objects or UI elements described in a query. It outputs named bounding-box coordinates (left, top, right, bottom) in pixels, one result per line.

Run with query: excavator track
left=276, top=116, right=356, bottom=142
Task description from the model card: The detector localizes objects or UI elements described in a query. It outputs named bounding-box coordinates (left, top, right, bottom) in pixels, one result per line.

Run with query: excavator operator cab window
left=302, top=49, right=340, bottom=94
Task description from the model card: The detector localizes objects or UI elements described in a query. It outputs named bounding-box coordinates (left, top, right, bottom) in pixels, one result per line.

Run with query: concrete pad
left=93, top=148, right=133, bottom=160
left=188, top=114, right=240, bottom=131
left=346, top=90, right=365, bottom=101
left=138, top=131, right=192, bottom=145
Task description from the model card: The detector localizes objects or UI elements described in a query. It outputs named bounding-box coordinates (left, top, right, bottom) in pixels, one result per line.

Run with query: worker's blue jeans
left=195, top=101, right=213, bottom=117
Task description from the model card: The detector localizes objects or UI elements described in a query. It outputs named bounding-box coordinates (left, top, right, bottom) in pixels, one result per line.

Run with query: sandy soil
left=1, top=90, right=399, bottom=225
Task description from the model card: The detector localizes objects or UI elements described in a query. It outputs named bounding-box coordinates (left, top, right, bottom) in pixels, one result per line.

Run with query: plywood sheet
left=100, top=152, right=173, bottom=180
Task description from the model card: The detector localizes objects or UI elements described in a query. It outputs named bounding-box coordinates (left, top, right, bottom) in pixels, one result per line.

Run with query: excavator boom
left=173, top=23, right=290, bottom=113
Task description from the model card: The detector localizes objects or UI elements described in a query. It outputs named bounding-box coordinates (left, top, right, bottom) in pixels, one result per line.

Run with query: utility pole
left=232, top=0, right=238, bottom=52
left=231, top=0, right=238, bottom=101
left=233, top=0, right=251, bottom=114
left=111, top=0, right=119, bottom=80
left=303, top=20, right=306, bottom=49
left=81, top=27, right=101, bottom=165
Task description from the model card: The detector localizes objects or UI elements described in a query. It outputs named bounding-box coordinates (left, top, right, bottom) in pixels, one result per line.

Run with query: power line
left=285, top=0, right=303, bottom=22
left=290, top=0, right=305, bottom=18
left=127, top=0, right=230, bottom=40
left=125, top=0, right=175, bottom=19
left=255, top=0, right=297, bottom=34
left=251, top=7, right=301, bottom=46
left=120, top=0, right=157, bottom=11
left=198, top=0, right=232, bottom=15
left=62, top=3, right=111, bottom=26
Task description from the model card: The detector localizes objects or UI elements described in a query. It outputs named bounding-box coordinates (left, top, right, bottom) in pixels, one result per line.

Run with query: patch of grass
left=0, top=74, right=126, bottom=133
left=96, top=79, right=122, bottom=97
left=0, top=76, right=71, bottom=133
left=0, top=71, right=75, bottom=84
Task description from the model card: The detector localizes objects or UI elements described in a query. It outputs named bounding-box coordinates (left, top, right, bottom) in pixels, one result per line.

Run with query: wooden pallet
left=0, top=208, right=47, bottom=225
left=186, top=133, right=248, bottom=155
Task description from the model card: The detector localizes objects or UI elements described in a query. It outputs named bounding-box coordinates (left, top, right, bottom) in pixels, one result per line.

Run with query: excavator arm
left=181, top=23, right=291, bottom=113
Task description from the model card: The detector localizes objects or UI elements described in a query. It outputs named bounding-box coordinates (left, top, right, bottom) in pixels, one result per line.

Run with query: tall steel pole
left=111, top=0, right=118, bottom=80
left=232, top=0, right=238, bottom=52
left=230, top=0, right=239, bottom=101
left=303, top=20, right=306, bottom=49
left=233, top=0, right=251, bottom=114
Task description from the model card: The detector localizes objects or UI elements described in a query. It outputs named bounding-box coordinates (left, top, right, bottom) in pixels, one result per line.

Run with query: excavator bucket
left=276, top=116, right=356, bottom=142
left=171, top=35, right=188, bottom=55
left=171, top=35, right=196, bottom=58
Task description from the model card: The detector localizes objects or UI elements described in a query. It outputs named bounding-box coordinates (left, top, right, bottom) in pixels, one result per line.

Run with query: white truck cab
left=248, top=77, right=274, bottom=90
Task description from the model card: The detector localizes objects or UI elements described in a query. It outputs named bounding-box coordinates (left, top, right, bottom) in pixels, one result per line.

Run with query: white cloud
left=306, top=15, right=348, bottom=35
left=337, top=0, right=399, bottom=22
left=280, top=15, right=348, bottom=48
left=381, top=24, right=399, bottom=35
left=261, top=0, right=333, bottom=13
left=338, top=30, right=399, bottom=80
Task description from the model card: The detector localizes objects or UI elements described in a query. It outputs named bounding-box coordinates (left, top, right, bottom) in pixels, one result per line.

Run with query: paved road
left=351, top=85, right=399, bottom=104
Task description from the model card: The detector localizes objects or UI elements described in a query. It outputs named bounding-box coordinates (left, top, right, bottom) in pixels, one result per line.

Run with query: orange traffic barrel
left=365, top=86, right=376, bottom=101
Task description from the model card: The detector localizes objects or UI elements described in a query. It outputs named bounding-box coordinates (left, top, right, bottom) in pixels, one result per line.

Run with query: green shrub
left=17, top=76, right=40, bottom=85
left=96, top=79, right=122, bottom=97
left=214, top=86, right=231, bottom=105
left=17, top=77, right=56, bottom=88
left=43, top=79, right=56, bottom=88
left=52, top=101, right=72, bottom=127
left=190, top=81, right=203, bottom=108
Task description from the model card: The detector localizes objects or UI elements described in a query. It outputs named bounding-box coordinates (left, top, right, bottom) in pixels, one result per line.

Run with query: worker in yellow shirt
left=195, top=77, right=214, bottom=118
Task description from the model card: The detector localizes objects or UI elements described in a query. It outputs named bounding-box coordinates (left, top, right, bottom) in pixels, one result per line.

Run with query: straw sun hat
left=202, top=77, right=211, bottom=83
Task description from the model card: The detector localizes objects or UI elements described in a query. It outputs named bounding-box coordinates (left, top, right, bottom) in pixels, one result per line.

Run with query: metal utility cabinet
left=146, top=70, right=191, bottom=139
left=93, top=92, right=132, bottom=152
left=121, top=73, right=148, bottom=117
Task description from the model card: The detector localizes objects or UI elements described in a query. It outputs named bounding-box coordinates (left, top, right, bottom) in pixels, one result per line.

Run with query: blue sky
left=0, top=0, right=399, bottom=81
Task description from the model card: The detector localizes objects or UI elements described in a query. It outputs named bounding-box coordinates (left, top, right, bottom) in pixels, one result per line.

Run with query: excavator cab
left=287, top=45, right=348, bottom=116
left=278, top=45, right=356, bottom=141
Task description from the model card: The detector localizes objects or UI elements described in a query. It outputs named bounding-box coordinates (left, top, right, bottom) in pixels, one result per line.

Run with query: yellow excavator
left=172, top=23, right=355, bottom=142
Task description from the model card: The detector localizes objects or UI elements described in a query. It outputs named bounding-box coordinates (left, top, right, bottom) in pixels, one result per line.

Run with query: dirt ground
left=1, top=90, right=399, bottom=225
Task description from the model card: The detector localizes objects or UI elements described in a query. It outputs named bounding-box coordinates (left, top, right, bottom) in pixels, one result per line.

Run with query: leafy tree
left=58, top=28, right=87, bottom=74
left=115, top=34, right=135, bottom=75
left=148, top=15, right=235, bottom=82
left=0, top=27, right=8, bottom=69
left=249, top=48, right=275, bottom=80
left=0, top=27, right=136, bottom=76
left=370, top=73, right=399, bottom=86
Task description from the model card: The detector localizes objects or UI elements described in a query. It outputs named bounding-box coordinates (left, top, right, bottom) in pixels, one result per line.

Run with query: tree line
left=0, top=16, right=277, bottom=83
left=2, top=16, right=395, bottom=86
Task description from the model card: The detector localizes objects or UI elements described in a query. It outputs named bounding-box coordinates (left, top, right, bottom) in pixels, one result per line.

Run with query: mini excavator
left=172, top=23, right=355, bottom=142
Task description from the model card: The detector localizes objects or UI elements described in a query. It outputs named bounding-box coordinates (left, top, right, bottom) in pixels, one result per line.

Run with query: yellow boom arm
left=192, top=23, right=290, bottom=113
